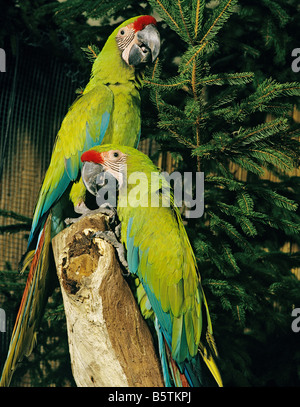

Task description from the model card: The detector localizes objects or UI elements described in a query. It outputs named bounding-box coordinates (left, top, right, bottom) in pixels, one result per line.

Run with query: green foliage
left=0, top=210, right=31, bottom=235
left=142, top=0, right=300, bottom=386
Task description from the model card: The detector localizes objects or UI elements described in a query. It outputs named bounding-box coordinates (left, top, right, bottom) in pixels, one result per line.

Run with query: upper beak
left=128, top=24, right=160, bottom=66
left=82, top=161, right=104, bottom=196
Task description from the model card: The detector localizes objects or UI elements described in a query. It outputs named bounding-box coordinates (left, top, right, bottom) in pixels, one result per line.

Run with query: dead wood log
left=52, top=213, right=164, bottom=387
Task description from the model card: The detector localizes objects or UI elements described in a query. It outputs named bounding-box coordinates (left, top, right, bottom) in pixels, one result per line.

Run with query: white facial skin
left=99, top=150, right=127, bottom=188
left=115, top=22, right=160, bottom=66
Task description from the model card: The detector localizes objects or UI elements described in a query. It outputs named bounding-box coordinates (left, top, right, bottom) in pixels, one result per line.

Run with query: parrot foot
left=97, top=204, right=117, bottom=224
left=115, top=223, right=121, bottom=239
left=93, top=230, right=129, bottom=273
left=65, top=216, right=81, bottom=225
left=74, top=201, right=89, bottom=215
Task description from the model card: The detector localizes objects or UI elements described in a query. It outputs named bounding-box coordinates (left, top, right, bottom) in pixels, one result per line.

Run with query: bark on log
left=52, top=214, right=164, bottom=387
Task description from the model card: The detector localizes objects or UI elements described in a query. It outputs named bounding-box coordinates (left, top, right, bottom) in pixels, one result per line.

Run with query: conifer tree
left=1, top=0, right=299, bottom=386
left=141, top=0, right=300, bottom=385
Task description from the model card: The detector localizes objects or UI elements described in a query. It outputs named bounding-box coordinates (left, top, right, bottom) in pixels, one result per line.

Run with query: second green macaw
left=80, top=145, right=223, bottom=387
left=0, top=16, right=160, bottom=387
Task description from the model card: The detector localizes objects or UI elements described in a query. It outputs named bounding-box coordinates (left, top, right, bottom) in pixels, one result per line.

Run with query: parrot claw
left=115, top=223, right=121, bottom=239
left=64, top=216, right=81, bottom=225
left=97, top=204, right=117, bottom=224
left=93, top=230, right=129, bottom=272
left=64, top=204, right=117, bottom=226
left=74, top=201, right=90, bottom=215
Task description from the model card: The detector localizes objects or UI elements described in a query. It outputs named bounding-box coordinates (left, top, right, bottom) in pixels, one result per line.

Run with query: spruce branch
left=148, top=0, right=183, bottom=36
left=236, top=192, right=254, bottom=214
left=196, top=72, right=254, bottom=87
left=250, top=79, right=300, bottom=105
left=176, top=0, right=193, bottom=43
left=207, top=211, right=253, bottom=251
left=248, top=148, right=294, bottom=172
left=230, top=156, right=264, bottom=175
left=232, top=117, right=289, bottom=146
left=182, top=41, right=210, bottom=68
left=192, top=0, right=205, bottom=40
left=199, top=0, right=238, bottom=48
left=81, top=44, right=99, bottom=62
left=144, top=76, right=190, bottom=90
left=0, top=209, right=32, bottom=224
left=192, top=61, right=201, bottom=172
left=261, top=0, right=290, bottom=28
left=0, top=224, right=31, bottom=234
left=221, top=242, right=240, bottom=273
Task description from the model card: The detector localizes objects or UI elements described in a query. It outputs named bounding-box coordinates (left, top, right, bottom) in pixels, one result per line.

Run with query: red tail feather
left=0, top=215, right=52, bottom=387
left=12, top=227, right=46, bottom=336
left=164, top=337, right=190, bottom=387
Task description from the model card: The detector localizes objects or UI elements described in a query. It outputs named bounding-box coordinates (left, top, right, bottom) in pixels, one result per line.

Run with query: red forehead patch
left=81, top=150, right=103, bottom=164
left=133, top=15, right=157, bottom=32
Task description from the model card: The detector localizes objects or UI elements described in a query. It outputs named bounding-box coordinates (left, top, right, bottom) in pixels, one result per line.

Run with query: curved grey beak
left=128, top=24, right=160, bottom=66
left=82, top=161, right=104, bottom=196
left=82, top=161, right=119, bottom=209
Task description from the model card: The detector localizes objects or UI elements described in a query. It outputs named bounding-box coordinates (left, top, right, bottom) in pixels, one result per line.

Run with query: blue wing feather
left=125, top=216, right=206, bottom=387
left=28, top=171, right=70, bottom=247
left=155, top=318, right=174, bottom=387
left=126, top=218, right=173, bottom=349
left=28, top=111, right=111, bottom=248
left=65, top=111, right=111, bottom=179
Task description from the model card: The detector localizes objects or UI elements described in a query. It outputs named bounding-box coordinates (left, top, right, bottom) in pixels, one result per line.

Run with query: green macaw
left=0, top=16, right=160, bottom=387
left=80, top=145, right=223, bottom=387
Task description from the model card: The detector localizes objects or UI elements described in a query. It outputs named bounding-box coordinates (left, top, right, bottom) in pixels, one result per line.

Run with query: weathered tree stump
left=52, top=214, right=164, bottom=387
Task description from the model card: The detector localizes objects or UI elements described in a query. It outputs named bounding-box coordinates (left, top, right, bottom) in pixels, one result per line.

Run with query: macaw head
left=80, top=145, right=153, bottom=196
left=114, top=15, right=160, bottom=66
left=81, top=148, right=127, bottom=195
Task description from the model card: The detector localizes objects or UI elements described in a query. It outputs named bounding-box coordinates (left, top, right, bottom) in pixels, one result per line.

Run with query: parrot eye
left=113, top=152, right=119, bottom=158
left=116, top=26, right=135, bottom=52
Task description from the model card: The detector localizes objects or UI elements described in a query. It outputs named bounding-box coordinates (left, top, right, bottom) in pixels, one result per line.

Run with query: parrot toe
left=64, top=204, right=117, bottom=226
left=93, top=230, right=129, bottom=272
left=64, top=216, right=82, bottom=225
left=97, top=204, right=117, bottom=224
left=74, top=201, right=90, bottom=215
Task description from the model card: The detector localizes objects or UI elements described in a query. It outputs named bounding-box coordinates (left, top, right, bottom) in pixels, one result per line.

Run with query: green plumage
left=81, top=144, right=222, bottom=386
left=119, top=148, right=206, bottom=360
left=32, top=17, right=145, bottom=240
left=1, top=16, right=159, bottom=387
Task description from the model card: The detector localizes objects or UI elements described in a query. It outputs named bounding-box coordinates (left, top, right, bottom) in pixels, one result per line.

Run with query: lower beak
left=128, top=24, right=160, bottom=66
